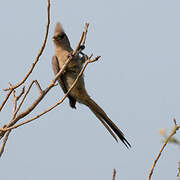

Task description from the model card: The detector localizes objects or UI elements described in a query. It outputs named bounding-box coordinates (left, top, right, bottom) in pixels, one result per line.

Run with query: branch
left=0, top=1, right=51, bottom=157
left=0, top=86, right=24, bottom=156
left=12, top=80, right=42, bottom=120
left=73, top=23, right=89, bottom=54
left=177, top=162, right=180, bottom=180
left=0, top=90, right=13, bottom=112
left=112, top=169, right=116, bottom=180
left=0, top=0, right=50, bottom=112
left=148, top=118, right=180, bottom=180
left=12, top=89, right=17, bottom=114
left=0, top=131, right=11, bottom=157
left=16, top=86, right=25, bottom=101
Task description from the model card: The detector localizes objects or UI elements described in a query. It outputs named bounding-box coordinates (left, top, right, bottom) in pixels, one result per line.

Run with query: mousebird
left=52, top=22, right=131, bottom=148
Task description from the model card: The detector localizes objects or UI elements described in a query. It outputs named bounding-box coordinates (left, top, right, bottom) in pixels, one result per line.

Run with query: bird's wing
left=52, top=55, right=76, bottom=108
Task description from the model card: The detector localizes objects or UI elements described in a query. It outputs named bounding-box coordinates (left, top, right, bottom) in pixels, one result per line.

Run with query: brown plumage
left=52, top=22, right=131, bottom=148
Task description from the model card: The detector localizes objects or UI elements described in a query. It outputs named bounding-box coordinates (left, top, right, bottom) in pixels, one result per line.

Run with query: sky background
left=0, top=0, right=180, bottom=179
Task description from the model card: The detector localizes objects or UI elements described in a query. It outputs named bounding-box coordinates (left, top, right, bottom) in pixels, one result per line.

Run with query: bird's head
left=52, top=22, right=71, bottom=48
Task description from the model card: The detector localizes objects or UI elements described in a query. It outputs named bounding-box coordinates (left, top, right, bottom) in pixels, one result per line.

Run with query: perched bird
left=52, top=22, right=130, bottom=148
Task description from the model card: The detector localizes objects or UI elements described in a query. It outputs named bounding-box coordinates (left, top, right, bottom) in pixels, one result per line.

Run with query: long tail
left=83, top=96, right=131, bottom=148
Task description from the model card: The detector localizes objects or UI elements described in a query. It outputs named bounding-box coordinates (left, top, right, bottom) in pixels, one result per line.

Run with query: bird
left=52, top=22, right=131, bottom=148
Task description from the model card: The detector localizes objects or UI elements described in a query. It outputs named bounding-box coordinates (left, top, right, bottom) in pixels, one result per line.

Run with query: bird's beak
left=52, top=36, right=56, bottom=40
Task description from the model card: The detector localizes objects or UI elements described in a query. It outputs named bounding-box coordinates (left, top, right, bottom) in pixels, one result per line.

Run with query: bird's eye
left=58, top=33, right=65, bottom=39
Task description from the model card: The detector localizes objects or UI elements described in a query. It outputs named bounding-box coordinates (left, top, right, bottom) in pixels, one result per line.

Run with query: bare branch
left=0, top=0, right=50, bottom=112
left=12, top=90, right=17, bottom=113
left=3, top=0, right=50, bottom=91
left=73, top=23, right=89, bottom=55
left=112, top=169, right=116, bottom=180
left=0, top=131, right=11, bottom=157
left=0, top=86, right=23, bottom=153
left=81, top=23, right=89, bottom=46
left=16, top=86, right=25, bottom=101
left=0, top=1, right=51, bottom=155
left=34, top=80, right=43, bottom=93
left=0, top=89, right=13, bottom=112
left=177, top=162, right=180, bottom=180
left=148, top=118, right=180, bottom=180
left=12, top=80, right=42, bottom=120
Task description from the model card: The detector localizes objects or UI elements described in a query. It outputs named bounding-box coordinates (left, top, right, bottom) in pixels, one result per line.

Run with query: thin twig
left=148, top=118, right=180, bottom=180
left=12, top=80, right=41, bottom=120
left=81, top=23, right=89, bottom=46
left=112, top=169, right=116, bottom=180
left=0, top=131, right=11, bottom=157
left=0, top=0, right=50, bottom=158
left=0, top=0, right=50, bottom=146
left=34, top=80, right=43, bottom=93
left=0, top=87, right=18, bottom=156
left=1, top=56, right=100, bottom=131
left=0, top=89, right=13, bottom=112
left=0, top=0, right=50, bottom=112
left=4, top=0, right=50, bottom=92
left=16, top=86, right=25, bottom=101
left=3, top=85, right=21, bottom=154
left=177, top=162, right=180, bottom=180
left=12, top=90, right=17, bottom=114
left=73, top=23, right=89, bottom=55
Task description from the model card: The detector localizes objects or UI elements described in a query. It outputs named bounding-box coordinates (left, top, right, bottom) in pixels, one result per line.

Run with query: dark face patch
left=57, top=32, right=66, bottom=40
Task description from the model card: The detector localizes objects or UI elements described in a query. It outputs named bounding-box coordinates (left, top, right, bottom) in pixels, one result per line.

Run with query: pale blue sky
left=0, top=0, right=180, bottom=179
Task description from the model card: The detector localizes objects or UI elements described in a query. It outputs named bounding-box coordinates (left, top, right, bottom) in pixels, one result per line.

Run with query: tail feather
left=84, top=97, right=131, bottom=148
left=90, top=108, right=118, bottom=142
